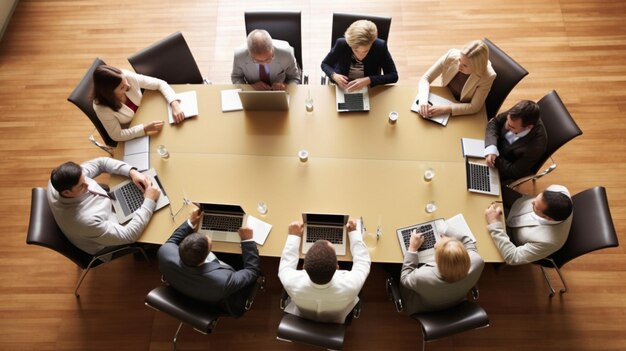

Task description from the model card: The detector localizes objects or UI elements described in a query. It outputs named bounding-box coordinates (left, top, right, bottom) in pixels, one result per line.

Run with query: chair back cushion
left=331, top=13, right=392, bottom=48
left=277, top=313, right=346, bottom=350
left=411, top=300, right=489, bottom=341
left=244, top=11, right=303, bottom=71
left=483, top=38, right=529, bottom=120
left=67, top=57, right=117, bottom=147
left=26, top=188, right=93, bottom=268
left=128, top=31, right=204, bottom=84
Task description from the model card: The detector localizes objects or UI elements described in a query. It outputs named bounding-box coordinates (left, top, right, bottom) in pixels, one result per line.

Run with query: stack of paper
left=123, top=136, right=149, bottom=171
left=461, top=138, right=485, bottom=158
left=168, top=90, right=199, bottom=124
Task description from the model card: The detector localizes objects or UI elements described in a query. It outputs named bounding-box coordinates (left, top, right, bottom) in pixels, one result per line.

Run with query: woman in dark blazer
left=321, top=19, right=398, bottom=92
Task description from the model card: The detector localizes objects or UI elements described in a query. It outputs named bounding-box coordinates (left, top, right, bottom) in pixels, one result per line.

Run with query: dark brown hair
left=179, top=233, right=209, bottom=266
left=92, top=65, right=124, bottom=111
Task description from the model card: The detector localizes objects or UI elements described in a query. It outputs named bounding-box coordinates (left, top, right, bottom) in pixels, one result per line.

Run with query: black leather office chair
left=145, top=276, right=265, bottom=350
left=508, top=90, right=583, bottom=189
left=385, top=277, right=489, bottom=351
left=330, top=13, right=392, bottom=48
left=276, top=289, right=361, bottom=350
left=26, top=187, right=148, bottom=297
left=483, top=38, right=529, bottom=120
left=67, top=57, right=117, bottom=151
left=534, top=187, right=619, bottom=297
left=128, top=31, right=205, bottom=85
left=244, top=10, right=304, bottom=82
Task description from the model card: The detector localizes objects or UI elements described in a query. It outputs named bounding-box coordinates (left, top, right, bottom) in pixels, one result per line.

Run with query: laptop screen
left=303, top=213, right=347, bottom=226
left=199, top=203, right=245, bottom=215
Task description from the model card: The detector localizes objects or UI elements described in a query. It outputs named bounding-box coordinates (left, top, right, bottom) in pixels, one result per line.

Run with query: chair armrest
left=386, top=277, right=403, bottom=312
left=280, top=288, right=290, bottom=310
left=245, top=275, right=265, bottom=311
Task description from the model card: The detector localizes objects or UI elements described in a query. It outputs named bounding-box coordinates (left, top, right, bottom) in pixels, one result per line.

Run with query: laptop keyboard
left=338, top=93, right=364, bottom=110
left=202, top=214, right=243, bottom=232
left=468, top=163, right=492, bottom=192
left=401, top=224, right=437, bottom=251
left=306, top=226, right=344, bottom=244
left=117, top=182, right=144, bottom=215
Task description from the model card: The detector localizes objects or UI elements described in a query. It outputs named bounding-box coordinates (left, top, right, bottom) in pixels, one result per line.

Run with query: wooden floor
left=1, top=0, right=625, bottom=350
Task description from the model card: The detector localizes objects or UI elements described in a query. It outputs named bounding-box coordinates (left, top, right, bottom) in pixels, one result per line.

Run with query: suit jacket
left=47, top=157, right=155, bottom=255
left=399, top=233, right=484, bottom=315
left=93, top=69, right=178, bottom=142
left=231, top=39, right=301, bottom=85
left=157, top=221, right=261, bottom=317
left=485, top=111, right=548, bottom=181
left=487, top=195, right=573, bottom=265
left=418, top=48, right=496, bottom=116
left=278, top=231, right=371, bottom=324
left=321, top=38, right=398, bottom=87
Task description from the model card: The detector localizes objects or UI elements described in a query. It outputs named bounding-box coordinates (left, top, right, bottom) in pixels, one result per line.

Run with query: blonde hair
left=345, top=20, right=378, bottom=48
left=461, top=40, right=489, bottom=74
left=435, top=237, right=470, bottom=283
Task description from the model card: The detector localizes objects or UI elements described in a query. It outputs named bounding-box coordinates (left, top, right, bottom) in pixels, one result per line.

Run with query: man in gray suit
left=231, top=29, right=301, bottom=90
left=157, top=207, right=261, bottom=317
left=485, top=184, right=573, bottom=265
left=400, top=229, right=484, bottom=315
left=484, top=100, right=547, bottom=182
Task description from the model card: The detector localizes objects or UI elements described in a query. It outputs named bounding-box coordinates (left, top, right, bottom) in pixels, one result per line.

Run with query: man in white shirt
left=278, top=219, right=371, bottom=324
left=484, top=100, right=547, bottom=182
left=485, top=184, right=573, bottom=265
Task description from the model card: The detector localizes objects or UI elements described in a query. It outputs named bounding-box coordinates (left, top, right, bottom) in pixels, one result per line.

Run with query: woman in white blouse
left=92, top=65, right=185, bottom=142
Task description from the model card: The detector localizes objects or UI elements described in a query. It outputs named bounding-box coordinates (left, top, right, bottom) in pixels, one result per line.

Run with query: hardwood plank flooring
left=1, top=0, right=625, bottom=349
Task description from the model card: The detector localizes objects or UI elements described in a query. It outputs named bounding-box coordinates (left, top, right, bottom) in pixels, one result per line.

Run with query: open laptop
left=336, top=86, right=370, bottom=112
left=302, top=213, right=349, bottom=256
left=238, top=90, right=290, bottom=111
left=465, top=158, right=501, bottom=196
left=196, top=202, right=247, bottom=243
left=109, top=168, right=170, bottom=223
left=396, top=218, right=447, bottom=263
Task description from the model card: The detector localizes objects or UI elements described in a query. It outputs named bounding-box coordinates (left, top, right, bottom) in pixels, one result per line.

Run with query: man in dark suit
left=157, top=207, right=261, bottom=317
left=484, top=100, right=547, bottom=182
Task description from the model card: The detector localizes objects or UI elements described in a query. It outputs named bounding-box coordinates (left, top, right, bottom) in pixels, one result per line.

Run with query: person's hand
left=144, top=121, right=164, bottom=134
left=418, top=102, right=431, bottom=117
left=346, top=77, right=371, bottom=92
left=332, top=73, right=349, bottom=90
left=189, top=207, right=203, bottom=231
left=170, top=100, right=185, bottom=124
left=251, top=81, right=272, bottom=91
left=288, top=221, right=304, bottom=237
left=427, top=105, right=451, bottom=117
left=346, top=219, right=357, bottom=232
left=271, top=82, right=286, bottom=91
left=486, top=154, right=497, bottom=168
left=129, top=169, right=149, bottom=192
left=408, top=230, right=425, bottom=252
left=485, top=203, right=503, bottom=224
left=143, top=180, right=161, bottom=202
left=238, top=227, right=254, bottom=241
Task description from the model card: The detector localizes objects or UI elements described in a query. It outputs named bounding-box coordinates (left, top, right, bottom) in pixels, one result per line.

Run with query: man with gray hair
left=231, top=29, right=300, bottom=90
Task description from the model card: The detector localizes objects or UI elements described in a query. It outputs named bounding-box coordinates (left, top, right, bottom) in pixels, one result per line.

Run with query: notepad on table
left=411, top=92, right=453, bottom=126
left=221, top=89, right=243, bottom=112
left=123, top=136, right=149, bottom=171
left=246, top=215, right=272, bottom=245
left=445, top=213, right=477, bottom=243
left=461, top=138, right=485, bottom=158
left=168, top=90, right=199, bottom=124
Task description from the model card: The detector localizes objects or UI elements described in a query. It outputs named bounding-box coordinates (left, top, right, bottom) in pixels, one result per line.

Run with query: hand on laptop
left=346, top=77, right=371, bottom=92
left=189, top=207, right=203, bottom=231
left=408, top=230, right=425, bottom=252
left=288, top=221, right=304, bottom=237
left=130, top=169, right=149, bottom=191
left=251, top=81, right=272, bottom=91
left=331, top=73, right=349, bottom=90
left=170, top=100, right=185, bottom=124
left=238, top=227, right=253, bottom=241
left=485, top=154, right=497, bottom=168
left=271, top=82, right=286, bottom=91
left=485, top=203, right=503, bottom=224
left=143, top=180, right=161, bottom=202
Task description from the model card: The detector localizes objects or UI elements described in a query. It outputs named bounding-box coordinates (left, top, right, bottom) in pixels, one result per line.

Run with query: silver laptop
left=465, top=158, right=501, bottom=196
left=109, top=168, right=170, bottom=223
left=302, top=213, right=349, bottom=256
left=336, top=86, right=370, bottom=112
left=396, top=218, right=447, bottom=263
left=196, top=202, right=246, bottom=243
left=238, top=90, right=290, bottom=111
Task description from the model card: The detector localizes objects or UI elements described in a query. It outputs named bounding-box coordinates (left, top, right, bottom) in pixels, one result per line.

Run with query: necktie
left=259, top=64, right=270, bottom=85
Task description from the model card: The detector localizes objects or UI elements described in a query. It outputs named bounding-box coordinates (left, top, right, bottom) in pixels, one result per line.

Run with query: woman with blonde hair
left=399, top=230, right=484, bottom=314
left=321, top=19, right=398, bottom=92
left=417, top=40, right=496, bottom=118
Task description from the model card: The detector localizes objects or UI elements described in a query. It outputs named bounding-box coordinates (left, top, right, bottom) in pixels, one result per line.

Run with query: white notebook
left=246, top=215, right=272, bottom=245
left=220, top=89, right=243, bottom=112
left=411, top=92, right=453, bottom=126
left=461, top=138, right=485, bottom=158
left=168, top=90, right=199, bottom=124
left=123, top=136, right=149, bottom=171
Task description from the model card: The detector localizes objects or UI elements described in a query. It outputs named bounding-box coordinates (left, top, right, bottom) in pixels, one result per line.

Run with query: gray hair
left=247, top=29, right=273, bottom=56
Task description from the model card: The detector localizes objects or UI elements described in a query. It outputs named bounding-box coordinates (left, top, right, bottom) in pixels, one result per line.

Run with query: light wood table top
left=118, top=84, right=503, bottom=263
